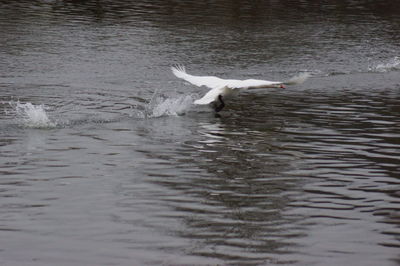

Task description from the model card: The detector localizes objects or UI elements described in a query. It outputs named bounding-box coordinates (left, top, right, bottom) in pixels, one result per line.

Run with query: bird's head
left=266, top=83, right=285, bottom=89
left=279, top=84, right=285, bottom=89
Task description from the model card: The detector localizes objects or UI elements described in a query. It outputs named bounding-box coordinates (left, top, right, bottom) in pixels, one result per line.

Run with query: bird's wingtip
left=171, top=64, right=186, bottom=74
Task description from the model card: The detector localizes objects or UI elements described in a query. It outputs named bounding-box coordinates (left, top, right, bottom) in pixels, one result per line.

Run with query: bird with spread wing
left=171, top=65, right=310, bottom=112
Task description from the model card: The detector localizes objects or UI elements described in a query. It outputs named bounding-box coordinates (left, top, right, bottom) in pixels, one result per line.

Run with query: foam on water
left=145, top=93, right=197, bottom=118
left=11, top=101, right=57, bottom=128
left=368, top=56, right=400, bottom=73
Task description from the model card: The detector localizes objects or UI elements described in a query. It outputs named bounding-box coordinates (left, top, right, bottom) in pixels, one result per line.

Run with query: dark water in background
left=0, top=1, right=400, bottom=265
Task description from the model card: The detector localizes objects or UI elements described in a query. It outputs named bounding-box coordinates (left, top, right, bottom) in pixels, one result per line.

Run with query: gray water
left=1, top=1, right=400, bottom=265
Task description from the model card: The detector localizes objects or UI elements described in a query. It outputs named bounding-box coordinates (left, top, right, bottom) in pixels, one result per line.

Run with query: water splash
left=285, top=72, right=312, bottom=85
left=11, top=102, right=57, bottom=128
left=368, top=56, right=400, bottom=73
left=145, top=92, right=197, bottom=118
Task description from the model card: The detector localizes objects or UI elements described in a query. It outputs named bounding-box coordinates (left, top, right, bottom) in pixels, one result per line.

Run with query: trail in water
left=368, top=56, right=400, bottom=73
left=4, top=92, right=199, bottom=130
left=303, top=56, right=400, bottom=78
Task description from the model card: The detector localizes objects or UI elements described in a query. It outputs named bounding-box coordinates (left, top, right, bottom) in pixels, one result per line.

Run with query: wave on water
left=368, top=56, right=400, bottom=73
left=10, top=101, right=57, bottom=129
left=5, top=94, right=197, bottom=129
left=144, top=92, right=197, bottom=118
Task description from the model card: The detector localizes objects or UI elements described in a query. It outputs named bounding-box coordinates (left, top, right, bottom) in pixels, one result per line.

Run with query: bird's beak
left=280, top=84, right=286, bottom=89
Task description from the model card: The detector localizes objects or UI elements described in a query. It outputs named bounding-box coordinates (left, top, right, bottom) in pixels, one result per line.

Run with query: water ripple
left=1, top=1, right=400, bottom=265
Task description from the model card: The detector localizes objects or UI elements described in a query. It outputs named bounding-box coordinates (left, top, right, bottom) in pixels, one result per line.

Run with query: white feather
left=171, top=65, right=226, bottom=89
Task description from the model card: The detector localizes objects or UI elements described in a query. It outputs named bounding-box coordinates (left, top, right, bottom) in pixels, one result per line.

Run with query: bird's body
left=171, top=65, right=310, bottom=112
left=193, top=85, right=238, bottom=105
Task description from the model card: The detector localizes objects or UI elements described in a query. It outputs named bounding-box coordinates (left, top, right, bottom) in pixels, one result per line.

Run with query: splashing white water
left=368, top=56, right=400, bottom=73
left=146, top=93, right=196, bottom=118
left=12, top=102, right=56, bottom=128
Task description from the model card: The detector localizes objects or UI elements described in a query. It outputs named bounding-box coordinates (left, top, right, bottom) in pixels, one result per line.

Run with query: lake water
left=0, top=1, right=399, bottom=265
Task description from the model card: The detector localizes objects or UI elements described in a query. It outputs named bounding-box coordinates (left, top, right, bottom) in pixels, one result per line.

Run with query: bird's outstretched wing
left=194, top=87, right=224, bottom=105
left=171, top=65, right=226, bottom=89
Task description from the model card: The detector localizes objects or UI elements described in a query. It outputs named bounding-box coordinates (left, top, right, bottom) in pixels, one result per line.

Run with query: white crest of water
left=13, top=102, right=56, bottom=128
left=369, top=56, right=400, bottom=73
left=146, top=93, right=196, bottom=118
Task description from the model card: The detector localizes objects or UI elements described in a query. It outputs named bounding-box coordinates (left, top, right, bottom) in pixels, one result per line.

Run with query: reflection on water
left=0, top=0, right=400, bottom=265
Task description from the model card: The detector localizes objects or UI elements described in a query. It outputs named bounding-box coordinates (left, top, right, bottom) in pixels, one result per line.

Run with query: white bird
left=171, top=65, right=310, bottom=112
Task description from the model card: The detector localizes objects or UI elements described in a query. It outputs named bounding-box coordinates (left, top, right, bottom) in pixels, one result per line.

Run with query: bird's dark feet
left=214, top=95, right=225, bottom=112
left=214, top=113, right=222, bottom=118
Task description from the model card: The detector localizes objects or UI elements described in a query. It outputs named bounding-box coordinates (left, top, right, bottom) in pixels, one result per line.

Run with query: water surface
left=0, top=1, right=399, bottom=265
